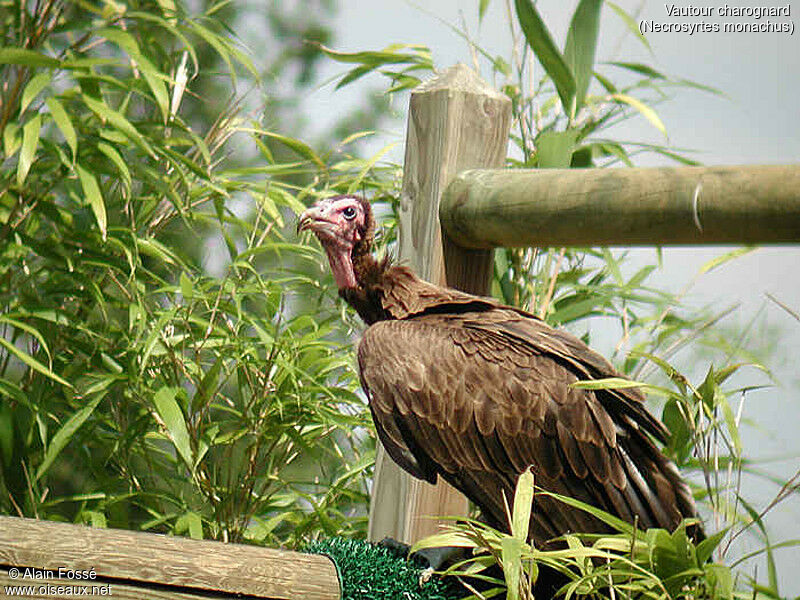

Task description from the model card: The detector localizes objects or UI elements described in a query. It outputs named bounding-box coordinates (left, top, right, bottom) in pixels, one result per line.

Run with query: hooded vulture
left=298, top=194, right=701, bottom=546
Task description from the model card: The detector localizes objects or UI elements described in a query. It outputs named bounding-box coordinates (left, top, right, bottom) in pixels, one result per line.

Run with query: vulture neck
left=337, top=246, right=495, bottom=326
left=325, top=246, right=358, bottom=289
left=336, top=241, right=393, bottom=326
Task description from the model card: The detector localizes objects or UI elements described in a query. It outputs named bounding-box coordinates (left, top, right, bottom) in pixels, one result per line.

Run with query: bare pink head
left=298, top=195, right=373, bottom=289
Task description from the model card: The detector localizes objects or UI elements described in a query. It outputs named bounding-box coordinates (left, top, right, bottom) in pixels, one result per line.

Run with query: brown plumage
left=299, top=194, right=701, bottom=545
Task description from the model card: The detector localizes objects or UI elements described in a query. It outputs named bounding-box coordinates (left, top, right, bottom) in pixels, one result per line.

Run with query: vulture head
left=298, top=195, right=376, bottom=290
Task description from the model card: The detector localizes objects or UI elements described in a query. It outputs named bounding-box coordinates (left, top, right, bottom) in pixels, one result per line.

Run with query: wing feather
left=357, top=309, right=698, bottom=545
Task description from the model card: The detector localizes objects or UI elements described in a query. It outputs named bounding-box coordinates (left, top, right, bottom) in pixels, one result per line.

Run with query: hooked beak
left=296, top=208, right=316, bottom=235
left=297, top=203, right=335, bottom=237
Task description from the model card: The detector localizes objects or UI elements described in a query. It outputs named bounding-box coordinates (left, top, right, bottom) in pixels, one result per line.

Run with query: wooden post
left=441, top=165, right=800, bottom=248
left=0, top=516, right=339, bottom=600
left=368, top=64, right=512, bottom=544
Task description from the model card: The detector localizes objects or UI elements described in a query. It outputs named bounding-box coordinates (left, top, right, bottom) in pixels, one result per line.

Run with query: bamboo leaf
left=608, top=61, right=666, bottom=80
left=605, top=2, right=652, bottom=53
left=192, top=357, right=222, bottom=413
left=479, top=0, right=491, bottom=21
left=20, top=73, right=51, bottom=114
left=346, top=142, right=397, bottom=193
left=3, top=122, right=21, bottom=158
left=152, top=387, right=194, bottom=470
left=0, top=316, right=52, bottom=362
left=697, top=246, right=755, bottom=276
left=187, top=20, right=236, bottom=86
left=563, top=0, right=602, bottom=113
left=17, top=114, right=41, bottom=185
left=610, top=93, right=667, bottom=138
left=537, top=130, right=578, bottom=168
left=501, top=537, right=524, bottom=600
left=0, top=338, right=72, bottom=387
left=179, top=271, right=193, bottom=299
left=135, top=54, right=170, bottom=123
left=34, top=395, right=104, bottom=482
left=259, top=130, right=325, bottom=169
left=46, top=97, right=78, bottom=159
left=720, top=395, right=742, bottom=455
left=511, top=469, right=534, bottom=541
left=570, top=376, right=649, bottom=390
left=82, top=94, right=154, bottom=156
left=514, top=0, right=576, bottom=114
left=175, top=511, right=203, bottom=539
left=318, top=44, right=430, bottom=66
left=537, top=489, right=635, bottom=534
left=76, top=163, right=107, bottom=240
left=602, top=248, right=623, bottom=284
left=0, top=48, right=60, bottom=67
left=96, top=141, right=130, bottom=189
left=695, top=527, right=728, bottom=565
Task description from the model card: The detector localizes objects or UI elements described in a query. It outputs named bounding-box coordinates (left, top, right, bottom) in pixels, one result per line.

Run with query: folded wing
left=358, top=308, right=697, bottom=544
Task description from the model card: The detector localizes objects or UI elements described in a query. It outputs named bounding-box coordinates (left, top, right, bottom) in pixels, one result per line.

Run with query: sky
left=300, top=0, right=800, bottom=592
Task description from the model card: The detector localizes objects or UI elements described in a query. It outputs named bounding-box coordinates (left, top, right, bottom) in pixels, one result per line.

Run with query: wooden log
left=0, top=516, right=339, bottom=600
left=0, top=571, right=218, bottom=600
left=441, top=165, right=800, bottom=248
left=368, top=64, right=512, bottom=544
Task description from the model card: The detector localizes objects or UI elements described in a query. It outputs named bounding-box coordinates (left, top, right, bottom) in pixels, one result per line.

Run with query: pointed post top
left=415, top=63, right=508, bottom=101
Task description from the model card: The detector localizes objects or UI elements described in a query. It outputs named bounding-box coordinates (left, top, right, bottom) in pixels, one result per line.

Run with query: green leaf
left=20, top=72, right=51, bottom=114
left=563, top=0, right=602, bottom=113
left=602, top=247, right=623, bottom=284
left=501, top=537, right=524, bottom=600
left=258, top=130, right=325, bottom=169
left=96, top=141, right=130, bottom=189
left=697, top=246, right=755, bottom=276
left=76, top=163, right=107, bottom=240
left=479, top=0, right=491, bottom=21
left=662, top=399, right=691, bottom=462
left=704, top=563, right=734, bottom=600
left=570, top=377, right=646, bottom=390
left=0, top=48, right=60, bottom=68
left=318, top=44, right=430, bottom=66
left=3, top=122, right=21, bottom=158
left=132, top=52, right=170, bottom=123
left=17, top=114, right=41, bottom=185
left=537, top=130, right=578, bottom=168
left=346, top=142, right=398, bottom=193
left=35, top=395, right=103, bottom=482
left=0, top=336, right=71, bottom=388
left=0, top=402, right=15, bottom=466
left=187, top=20, right=236, bottom=87
left=175, top=511, right=203, bottom=539
left=46, top=97, right=78, bottom=159
left=720, top=395, right=742, bottom=455
left=610, top=93, right=667, bottom=138
left=514, top=0, right=576, bottom=114
left=605, top=2, right=652, bottom=53
left=608, top=61, right=666, bottom=80
left=139, top=308, right=179, bottom=374
left=82, top=94, right=153, bottom=156
left=152, top=387, right=194, bottom=470
left=511, top=469, right=534, bottom=541
left=192, top=357, right=222, bottom=413
left=695, top=527, right=729, bottom=564
left=179, top=271, right=193, bottom=299
left=0, top=316, right=52, bottom=363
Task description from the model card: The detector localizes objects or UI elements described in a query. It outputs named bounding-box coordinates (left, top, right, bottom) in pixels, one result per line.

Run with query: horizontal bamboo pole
left=0, top=516, right=339, bottom=600
left=440, top=165, right=800, bottom=248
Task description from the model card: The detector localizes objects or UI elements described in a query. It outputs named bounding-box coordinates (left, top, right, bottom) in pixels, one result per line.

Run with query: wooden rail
left=441, top=165, right=800, bottom=248
left=0, top=516, right=339, bottom=600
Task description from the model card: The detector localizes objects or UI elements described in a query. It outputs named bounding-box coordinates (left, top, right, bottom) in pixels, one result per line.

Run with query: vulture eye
left=342, top=206, right=357, bottom=220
